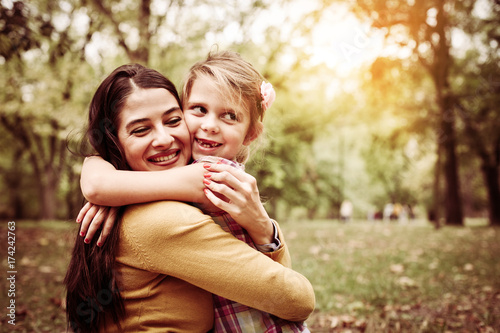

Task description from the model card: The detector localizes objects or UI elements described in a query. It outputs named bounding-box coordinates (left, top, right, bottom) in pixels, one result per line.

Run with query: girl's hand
left=202, top=163, right=274, bottom=245
left=76, top=202, right=118, bottom=246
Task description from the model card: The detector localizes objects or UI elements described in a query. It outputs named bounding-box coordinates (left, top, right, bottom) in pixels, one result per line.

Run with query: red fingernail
left=84, top=238, right=90, bottom=244
left=203, top=163, right=212, bottom=169
left=203, top=179, right=211, bottom=185
left=76, top=219, right=81, bottom=223
left=80, top=232, right=85, bottom=237
left=97, top=242, right=102, bottom=247
left=204, top=173, right=212, bottom=178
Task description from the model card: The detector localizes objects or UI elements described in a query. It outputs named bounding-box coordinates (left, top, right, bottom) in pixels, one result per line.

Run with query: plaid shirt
left=194, top=157, right=306, bottom=333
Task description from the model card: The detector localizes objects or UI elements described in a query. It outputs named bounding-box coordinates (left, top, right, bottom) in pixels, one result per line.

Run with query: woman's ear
left=243, top=122, right=263, bottom=146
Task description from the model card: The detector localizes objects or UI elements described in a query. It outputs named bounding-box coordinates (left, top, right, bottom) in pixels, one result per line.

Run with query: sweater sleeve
left=121, top=201, right=315, bottom=322
left=267, top=220, right=292, bottom=268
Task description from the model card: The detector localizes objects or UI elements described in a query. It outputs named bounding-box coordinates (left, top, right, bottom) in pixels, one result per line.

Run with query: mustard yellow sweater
left=102, top=201, right=315, bottom=332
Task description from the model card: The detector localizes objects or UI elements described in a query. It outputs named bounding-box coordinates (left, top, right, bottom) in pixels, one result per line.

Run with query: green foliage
left=0, top=0, right=497, bottom=222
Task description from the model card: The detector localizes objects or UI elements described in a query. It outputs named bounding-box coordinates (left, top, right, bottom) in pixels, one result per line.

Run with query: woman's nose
left=152, top=128, right=174, bottom=148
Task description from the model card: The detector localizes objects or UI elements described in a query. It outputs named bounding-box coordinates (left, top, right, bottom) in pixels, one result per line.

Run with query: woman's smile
left=148, top=149, right=182, bottom=164
left=117, top=88, right=191, bottom=171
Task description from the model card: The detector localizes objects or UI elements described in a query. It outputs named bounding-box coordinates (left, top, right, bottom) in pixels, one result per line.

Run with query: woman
left=64, top=63, right=315, bottom=332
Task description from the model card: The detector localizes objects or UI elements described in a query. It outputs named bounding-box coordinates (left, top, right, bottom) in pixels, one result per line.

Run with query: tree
left=454, top=55, right=500, bottom=225
left=331, top=0, right=471, bottom=225
left=0, top=0, right=289, bottom=219
left=0, top=1, right=88, bottom=219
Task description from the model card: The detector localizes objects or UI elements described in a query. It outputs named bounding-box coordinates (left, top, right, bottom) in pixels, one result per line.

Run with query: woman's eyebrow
left=125, top=106, right=182, bottom=131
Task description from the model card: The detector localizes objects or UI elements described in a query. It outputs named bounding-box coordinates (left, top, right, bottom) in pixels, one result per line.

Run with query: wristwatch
left=255, top=220, right=281, bottom=252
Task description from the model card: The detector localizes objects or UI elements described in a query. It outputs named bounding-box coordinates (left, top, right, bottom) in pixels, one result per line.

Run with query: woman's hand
left=76, top=202, right=118, bottom=246
left=202, top=163, right=274, bottom=245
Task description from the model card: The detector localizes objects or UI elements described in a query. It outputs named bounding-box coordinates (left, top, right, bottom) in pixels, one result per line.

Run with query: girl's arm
left=79, top=157, right=277, bottom=248
left=78, top=156, right=210, bottom=244
left=81, top=156, right=207, bottom=206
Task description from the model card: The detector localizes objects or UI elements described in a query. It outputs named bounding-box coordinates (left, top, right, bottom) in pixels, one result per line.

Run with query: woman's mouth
left=148, top=151, right=179, bottom=163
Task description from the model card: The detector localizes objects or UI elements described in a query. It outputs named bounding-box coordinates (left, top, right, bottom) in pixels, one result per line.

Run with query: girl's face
left=117, top=88, right=191, bottom=171
left=183, top=76, right=255, bottom=161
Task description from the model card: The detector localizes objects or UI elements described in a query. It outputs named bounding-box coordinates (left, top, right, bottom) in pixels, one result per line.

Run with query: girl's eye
left=222, top=112, right=238, bottom=122
left=191, top=106, right=207, bottom=115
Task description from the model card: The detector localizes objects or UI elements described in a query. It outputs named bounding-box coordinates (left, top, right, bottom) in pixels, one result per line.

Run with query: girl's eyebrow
left=125, top=107, right=181, bottom=132
left=185, top=100, right=208, bottom=107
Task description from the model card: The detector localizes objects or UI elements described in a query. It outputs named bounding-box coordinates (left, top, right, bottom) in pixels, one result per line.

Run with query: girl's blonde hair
left=182, top=50, right=266, bottom=163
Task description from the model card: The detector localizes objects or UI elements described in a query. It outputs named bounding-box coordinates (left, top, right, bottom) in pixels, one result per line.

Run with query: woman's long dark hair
left=64, top=64, right=181, bottom=332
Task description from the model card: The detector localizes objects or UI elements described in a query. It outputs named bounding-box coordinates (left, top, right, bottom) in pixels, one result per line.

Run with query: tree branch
left=89, top=0, right=132, bottom=58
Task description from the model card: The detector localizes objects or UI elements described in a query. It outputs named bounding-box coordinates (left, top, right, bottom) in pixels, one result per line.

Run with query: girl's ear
left=243, top=122, right=263, bottom=146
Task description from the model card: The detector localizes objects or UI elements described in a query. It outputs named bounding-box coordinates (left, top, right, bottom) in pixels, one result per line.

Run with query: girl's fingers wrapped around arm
left=96, top=206, right=119, bottom=246
left=203, top=164, right=273, bottom=245
left=80, top=204, right=109, bottom=244
left=78, top=202, right=99, bottom=238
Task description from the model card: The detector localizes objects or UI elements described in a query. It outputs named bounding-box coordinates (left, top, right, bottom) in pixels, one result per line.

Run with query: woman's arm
left=81, top=156, right=207, bottom=206
left=121, top=201, right=315, bottom=321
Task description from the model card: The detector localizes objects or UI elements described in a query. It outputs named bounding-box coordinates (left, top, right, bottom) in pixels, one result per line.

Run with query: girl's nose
left=200, top=117, right=220, bottom=133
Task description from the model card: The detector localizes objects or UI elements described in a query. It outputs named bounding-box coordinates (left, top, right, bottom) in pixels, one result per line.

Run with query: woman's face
left=117, top=88, right=191, bottom=171
left=183, top=76, right=253, bottom=162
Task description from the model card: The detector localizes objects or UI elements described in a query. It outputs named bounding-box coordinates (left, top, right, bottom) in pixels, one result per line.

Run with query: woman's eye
left=165, top=117, right=182, bottom=126
left=131, top=127, right=149, bottom=135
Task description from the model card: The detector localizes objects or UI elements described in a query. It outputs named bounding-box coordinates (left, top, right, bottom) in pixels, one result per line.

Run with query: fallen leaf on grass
left=400, top=304, right=412, bottom=312
left=428, top=260, right=439, bottom=270
left=339, top=314, right=356, bottom=325
left=390, top=264, right=405, bottom=274
left=347, top=301, right=365, bottom=312
left=320, top=253, right=330, bottom=261
left=330, top=316, right=339, bottom=328
left=39, top=238, right=50, bottom=246
left=39, top=265, right=54, bottom=273
left=397, top=276, right=416, bottom=288
left=482, top=285, right=493, bottom=293
left=463, top=263, right=474, bottom=271
left=50, top=297, right=62, bottom=307
left=309, top=245, right=321, bottom=255
left=20, top=257, right=36, bottom=267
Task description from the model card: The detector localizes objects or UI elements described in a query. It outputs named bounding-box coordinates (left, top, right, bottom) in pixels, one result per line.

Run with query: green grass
left=281, top=218, right=500, bottom=332
left=1, top=219, right=499, bottom=332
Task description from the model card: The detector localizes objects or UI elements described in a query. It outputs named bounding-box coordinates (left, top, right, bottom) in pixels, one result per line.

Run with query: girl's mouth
left=196, top=138, right=222, bottom=148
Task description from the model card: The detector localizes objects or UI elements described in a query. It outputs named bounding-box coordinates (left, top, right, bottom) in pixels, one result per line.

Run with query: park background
left=0, top=0, right=499, bottom=331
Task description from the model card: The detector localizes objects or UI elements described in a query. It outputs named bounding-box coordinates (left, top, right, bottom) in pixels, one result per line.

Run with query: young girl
left=77, top=51, right=310, bottom=332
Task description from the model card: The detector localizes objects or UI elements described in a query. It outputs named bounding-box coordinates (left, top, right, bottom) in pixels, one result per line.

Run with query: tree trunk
left=441, top=95, right=463, bottom=225
left=455, top=102, right=500, bottom=226
left=481, top=163, right=500, bottom=226
left=39, top=164, right=58, bottom=220
left=432, top=0, right=463, bottom=225
left=431, top=141, right=442, bottom=228
left=268, top=198, right=278, bottom=221
left=6, top=148, right=25, bottom=219
left=440, top=110, right=463, bottom=225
